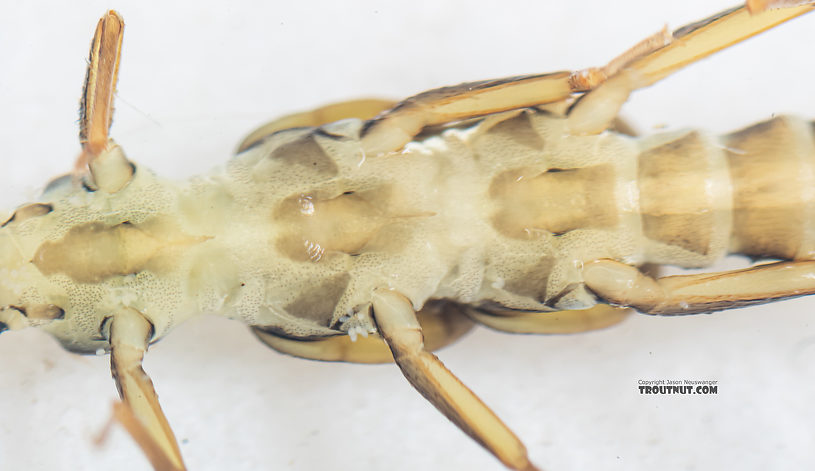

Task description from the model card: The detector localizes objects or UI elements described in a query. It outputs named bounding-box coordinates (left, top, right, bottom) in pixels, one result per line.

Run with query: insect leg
left=465, top=263, right=662, bottom=333
left=109, top=308, right=185, bottom=471
left=361, top=3, right=813, bottom=155
left=747, top=1, right=814, bottom=15
left=567, top=2, right=815, bottom=134
left=252, top=300, right=473, bottom=363
left=582, top=258, right=815, bottom=315
left=77, top=11, right=134, bottom=193
left=465, top=305, right=630, bottom=334
left=237, top=98, right=395, bottom=153
left=371, top=289, right=539, bottom=471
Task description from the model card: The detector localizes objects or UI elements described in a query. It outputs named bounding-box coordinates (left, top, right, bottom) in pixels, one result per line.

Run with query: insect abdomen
left=233, top=112, right=815, bottom=319
left=636, top=115, right=815, bottom=265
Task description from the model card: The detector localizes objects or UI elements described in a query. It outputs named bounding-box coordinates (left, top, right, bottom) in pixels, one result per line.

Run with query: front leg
left=108, top=308, right=185, bottom=471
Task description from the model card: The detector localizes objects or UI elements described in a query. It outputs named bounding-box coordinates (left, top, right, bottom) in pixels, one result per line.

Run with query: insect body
left=2, top=2, right=815, bottom=470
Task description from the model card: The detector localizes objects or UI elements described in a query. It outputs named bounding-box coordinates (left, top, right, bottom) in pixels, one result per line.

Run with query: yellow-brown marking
left=489, top=165, right=617, bottom=238
left=725, top=117, right=815, bottom=259
left=638, top=131, right=715, bottom=255
left=33, top=221, right=204, bottom=283
left=275, top=192, right=387, bottom=262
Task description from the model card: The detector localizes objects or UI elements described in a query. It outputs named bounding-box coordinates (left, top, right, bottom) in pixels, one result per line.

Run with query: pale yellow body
left=4, top=3, right=815, bottom=471
left=3, top=108, right=811, bottom=356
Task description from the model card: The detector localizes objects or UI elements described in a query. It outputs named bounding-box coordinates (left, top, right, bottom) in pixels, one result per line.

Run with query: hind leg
left=583, top=259, right=815, bottom=315
left=465, top=304, right=630, bottom=334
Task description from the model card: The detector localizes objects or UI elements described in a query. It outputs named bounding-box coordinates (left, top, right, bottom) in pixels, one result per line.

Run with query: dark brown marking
left=7, top=306, right=26, bottom=316
left=93, top=315, right=114, bottom=341
left=673, top=6, right=741, bottom=38
left=472, top=303, right=547, bottom=317
left=34, top=304, right=65, bottom=321
left=236, top=126, right=313, bottom=154
left=483, top=109, right=544, bottom=150
left=501, top=257, right=556, bottom=302
left=543, top=283, right=581, bottom=307
left=269, top=133, right=338, bottom=178
left=284, top=274, right=350, bottom=327
left=252, top=324, right=344, bottom=342
left=314, top=128, right=350, bottom=141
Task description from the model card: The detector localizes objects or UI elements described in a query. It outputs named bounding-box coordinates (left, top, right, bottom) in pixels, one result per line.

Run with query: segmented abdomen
left=240, top=111, right=815, bottom=324
left=469, top=111, right=815, bottom=310
left=725, top=117, right=815, bottom=260
left=485, top=111, right=815, bottom=270
left=636, top=115, right=815, bottom=264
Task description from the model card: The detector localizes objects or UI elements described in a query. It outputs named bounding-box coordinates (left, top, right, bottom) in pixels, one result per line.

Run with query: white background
left=1, top=1, right=815, bottom=470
